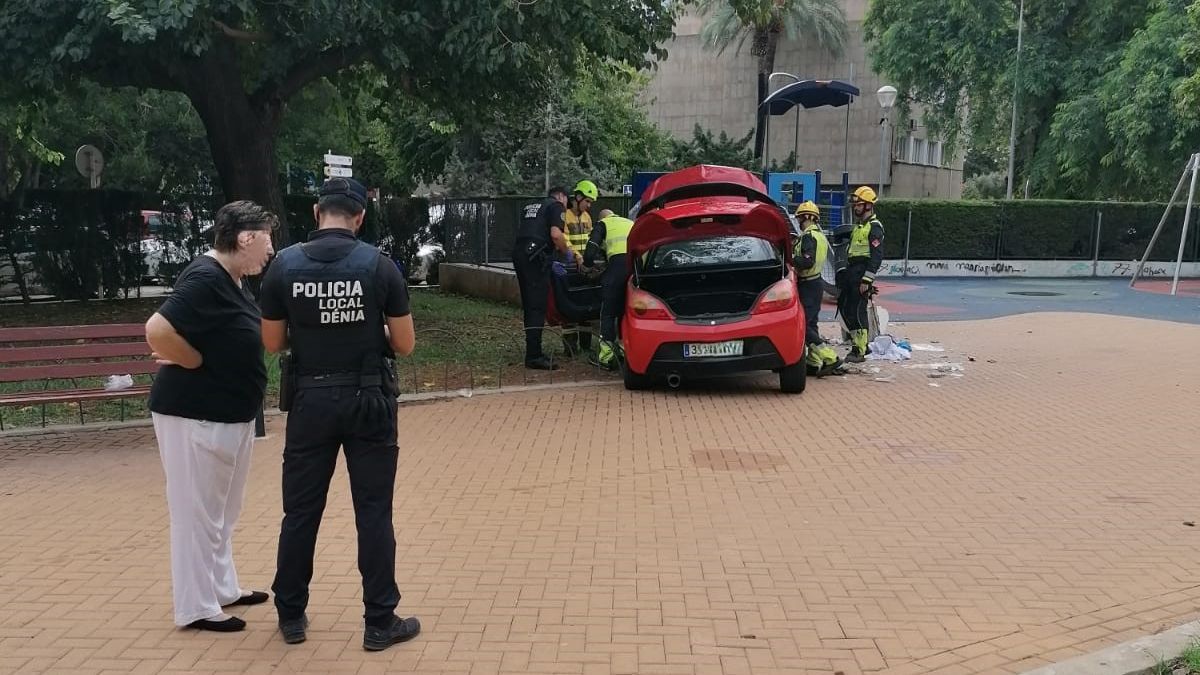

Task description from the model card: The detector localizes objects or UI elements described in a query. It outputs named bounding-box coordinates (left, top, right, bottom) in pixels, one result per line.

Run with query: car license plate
left=683, top=340, right=743, bottom=358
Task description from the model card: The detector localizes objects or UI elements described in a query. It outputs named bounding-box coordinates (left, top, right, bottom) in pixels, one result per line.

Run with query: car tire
left=779, top=359, right=807, bottom=394
left=621, top=360, right=653, bottom=391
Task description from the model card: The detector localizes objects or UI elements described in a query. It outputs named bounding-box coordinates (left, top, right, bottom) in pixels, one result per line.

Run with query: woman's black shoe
left=222, top=591, right=269, bottom=607
left=187, top=616, right=246, bottom=632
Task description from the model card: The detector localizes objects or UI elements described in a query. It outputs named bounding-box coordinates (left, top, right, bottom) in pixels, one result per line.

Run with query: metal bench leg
left=41, top=404, right=47, bottom=428
left=78, top=401, right=85, bottom=426
left=120, top=398, right=126, bottom=422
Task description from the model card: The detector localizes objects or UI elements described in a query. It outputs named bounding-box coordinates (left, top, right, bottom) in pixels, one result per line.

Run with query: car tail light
left=753, top=279, right=797, bottom=314
left=628, top=287, right=674, bottom=320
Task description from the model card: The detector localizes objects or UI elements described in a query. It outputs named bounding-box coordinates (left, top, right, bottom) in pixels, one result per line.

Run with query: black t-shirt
left=148, top=255, right=267, bottom=423
left=259, top=228, right=410, bottom=371
left=517, top=199, right=566, bottom=244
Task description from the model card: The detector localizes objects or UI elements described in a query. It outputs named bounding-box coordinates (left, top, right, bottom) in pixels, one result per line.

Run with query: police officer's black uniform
left=513, top=190, right=567, bottom=369
left=260, top=178, right=419, bottom=651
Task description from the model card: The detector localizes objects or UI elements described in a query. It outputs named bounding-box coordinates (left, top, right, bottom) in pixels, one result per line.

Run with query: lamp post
left=1005, top=0, right=1025, bottom=200
left=876, top=85, right=897, bottom=197
left=768, top=72, right=802, bottom=170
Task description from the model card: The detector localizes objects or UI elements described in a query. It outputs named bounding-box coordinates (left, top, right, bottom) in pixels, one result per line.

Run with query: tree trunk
left=183, top=52, right=290, bottom=248
left=752, top=28, right=781, bottom=163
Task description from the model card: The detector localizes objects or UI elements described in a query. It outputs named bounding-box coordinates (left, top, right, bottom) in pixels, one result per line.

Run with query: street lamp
left=876, top=85, right=897, bottom=197
left=768, top=72, right=802, bottom=170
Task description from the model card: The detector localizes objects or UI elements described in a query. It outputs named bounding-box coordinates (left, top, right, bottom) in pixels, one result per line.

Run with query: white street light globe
left=877, top=85, right=898, bottom=109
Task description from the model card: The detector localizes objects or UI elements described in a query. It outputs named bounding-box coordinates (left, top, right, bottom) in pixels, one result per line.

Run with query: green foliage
left=865, top=0, right=1200, bottom=201
left=875, top=198, right=1200, bottom=262
left=962, top=172, right=1007, bottom=200
left=699, top=0, right=848, bottom=58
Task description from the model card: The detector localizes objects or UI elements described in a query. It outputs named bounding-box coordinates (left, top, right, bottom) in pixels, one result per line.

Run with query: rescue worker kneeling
left=839, top=186, right=885, bottom=362
left=792, top=201, right=844, bottom=377
left=583, top=208, right=633, bottom=370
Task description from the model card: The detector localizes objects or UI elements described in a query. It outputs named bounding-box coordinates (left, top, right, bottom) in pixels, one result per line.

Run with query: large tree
left=696, top=0, right=848, bottom=156
left=0, top=1, right=681, bottom=239
left=865, top=0, right=1200, bottom=200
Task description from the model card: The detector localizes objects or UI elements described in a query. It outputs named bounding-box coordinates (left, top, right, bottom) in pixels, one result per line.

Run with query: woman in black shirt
left=145, top=201, right=276, bottom=632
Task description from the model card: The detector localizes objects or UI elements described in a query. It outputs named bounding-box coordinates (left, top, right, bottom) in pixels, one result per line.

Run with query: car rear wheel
left=621, top=360, right=653, bottom=391
left=779, top=359, right=807, bottom=394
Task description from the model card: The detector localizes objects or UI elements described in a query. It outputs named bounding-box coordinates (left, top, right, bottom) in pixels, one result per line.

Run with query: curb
left=0, top=380, right=618, bottom=438
left=1021, top=620, right=1200, bottom=675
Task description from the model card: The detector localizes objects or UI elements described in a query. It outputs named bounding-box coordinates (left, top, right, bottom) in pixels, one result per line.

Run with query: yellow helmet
left=794, top=200, right=820, bottom=218
left=573, top=180, right=599, bottom=201
left=851, top=186, right=878, bottom=204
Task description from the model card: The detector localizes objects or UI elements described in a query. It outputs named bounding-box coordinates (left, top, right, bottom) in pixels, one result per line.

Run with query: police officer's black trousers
left=272, top=385, right=401, bottom=629
left=799, top=276, right=824, bottom=344
left=512, top=240, right=549, bottom=361
left=599, top=254, right=628, bottom=342
left=836, top=263, right=870, bottom=331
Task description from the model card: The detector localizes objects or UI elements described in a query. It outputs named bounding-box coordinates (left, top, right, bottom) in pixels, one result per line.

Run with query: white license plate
left=683, top=340, right=744, bottom=358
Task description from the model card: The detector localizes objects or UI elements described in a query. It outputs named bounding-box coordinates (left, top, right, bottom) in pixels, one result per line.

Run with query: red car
left=620, top=165, right=807, bottom=393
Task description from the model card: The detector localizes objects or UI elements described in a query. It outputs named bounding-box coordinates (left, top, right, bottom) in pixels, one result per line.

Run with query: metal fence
left=438, top=196, right=633, bottom=265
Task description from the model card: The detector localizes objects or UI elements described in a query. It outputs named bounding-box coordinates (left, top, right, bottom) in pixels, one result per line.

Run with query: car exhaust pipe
left=666, top=373, right=682, bottom=389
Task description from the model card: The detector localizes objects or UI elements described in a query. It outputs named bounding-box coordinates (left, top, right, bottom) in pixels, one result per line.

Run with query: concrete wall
left=642, top=1, right=963, bottom=198
left=439, top=264, right=520, bottom=307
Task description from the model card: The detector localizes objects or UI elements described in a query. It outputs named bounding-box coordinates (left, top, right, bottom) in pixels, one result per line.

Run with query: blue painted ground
left=874, top=278, right=1200, bottom=324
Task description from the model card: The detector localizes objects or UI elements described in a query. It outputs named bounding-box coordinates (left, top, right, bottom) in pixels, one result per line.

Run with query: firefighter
left=791, top=201, right=843, bottom=376
left=560, top=180, right=598, bottom=357
left=583, top=208, right=633, bottom=370
left=839, top=186, right=885, bottom=362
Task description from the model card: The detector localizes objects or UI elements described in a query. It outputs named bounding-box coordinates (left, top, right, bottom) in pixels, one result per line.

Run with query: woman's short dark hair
left=213, top=200, right=277, bottom=252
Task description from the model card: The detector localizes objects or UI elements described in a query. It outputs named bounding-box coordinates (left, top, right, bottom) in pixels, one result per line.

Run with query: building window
left=929, top=141, right=943, bottom=167
left=913, top=138, right=927, bottom=166
left=895, top=134, right=911, bottom=162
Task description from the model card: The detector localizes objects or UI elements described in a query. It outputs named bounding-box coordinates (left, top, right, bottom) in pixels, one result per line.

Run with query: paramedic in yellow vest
left=583, top=209, right=634, bottom=369
left=560, top=180, right=597, bottom=356
left=839, top=186, right=885, bottom=362
left=792, top=201, right=843, bottom=376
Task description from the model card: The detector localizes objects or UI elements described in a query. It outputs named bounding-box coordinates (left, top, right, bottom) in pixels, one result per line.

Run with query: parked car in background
left=619, top=165, right=808, bottom=393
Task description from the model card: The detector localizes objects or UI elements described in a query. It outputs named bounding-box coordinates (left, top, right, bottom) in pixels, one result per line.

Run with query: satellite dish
left=75, top=145, right=105, bottom=188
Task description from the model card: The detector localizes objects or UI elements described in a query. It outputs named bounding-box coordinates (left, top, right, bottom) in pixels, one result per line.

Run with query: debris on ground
left=928, top=372, right=947, bottom=379
left=903, top=363, right=964, bottom=372
left=872, top=376, right=895, bottom=383
left=910, top=343, right=945, bottom=352
left=866, top=336, right=912, bottom=361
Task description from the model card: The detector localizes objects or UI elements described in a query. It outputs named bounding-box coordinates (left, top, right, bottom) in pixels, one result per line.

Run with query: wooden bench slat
left=0, top=323, right=147, bottom=343
left=0, top=360, right=159, bottom=383
left=0, top=386, right=153, bottom=407
left=0, top=342, right=150, bottom=364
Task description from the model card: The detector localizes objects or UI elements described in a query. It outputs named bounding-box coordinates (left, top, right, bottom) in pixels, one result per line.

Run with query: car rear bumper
left=621, top=306, right=805, bottom=376
left=640, top=336, right=787, bottom=378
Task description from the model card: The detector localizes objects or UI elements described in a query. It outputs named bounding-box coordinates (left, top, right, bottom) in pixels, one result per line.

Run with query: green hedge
left=874, top=198, right=1200, bottom=261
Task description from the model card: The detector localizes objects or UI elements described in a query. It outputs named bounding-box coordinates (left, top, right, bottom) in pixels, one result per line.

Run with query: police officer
left=259, top=177, right=420, bottom=651
left=792, top=201, right=843, bottom=376
left=583, top=208, right=634, bottom=370
left=514, top=186, right=576, bottom=370
left=839, top=186, right=885, bottom=362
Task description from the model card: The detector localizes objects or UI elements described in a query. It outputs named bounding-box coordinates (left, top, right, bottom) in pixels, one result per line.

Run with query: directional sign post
left=323, top=150, right=353, bottom=178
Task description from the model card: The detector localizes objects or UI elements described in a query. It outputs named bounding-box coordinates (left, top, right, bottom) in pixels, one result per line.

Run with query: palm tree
left=698, top=0, right=849, bottom=155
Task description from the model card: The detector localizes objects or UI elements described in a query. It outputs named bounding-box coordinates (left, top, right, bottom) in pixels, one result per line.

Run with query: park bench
left=0, top=323, right=157, bottom=429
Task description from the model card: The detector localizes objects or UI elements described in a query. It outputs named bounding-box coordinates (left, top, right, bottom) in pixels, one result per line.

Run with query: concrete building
left=641, top=0, right=964, bottom=199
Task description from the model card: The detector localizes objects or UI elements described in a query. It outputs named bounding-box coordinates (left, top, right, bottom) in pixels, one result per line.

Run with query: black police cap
left=319, top=177, right=368, bottom=208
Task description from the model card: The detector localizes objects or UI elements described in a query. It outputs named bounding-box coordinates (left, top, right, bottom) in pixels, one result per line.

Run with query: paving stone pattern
left=2, top=312, right=1199, bottom=674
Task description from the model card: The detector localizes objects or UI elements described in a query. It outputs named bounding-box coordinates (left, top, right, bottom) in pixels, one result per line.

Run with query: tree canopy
left=0, top=0, right=683, bottom=235
left=865, top=0, right=1200, bottom=200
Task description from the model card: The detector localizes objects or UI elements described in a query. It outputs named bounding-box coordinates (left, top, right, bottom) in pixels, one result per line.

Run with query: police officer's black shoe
left=525, top=356, right=559, bottom=370
left=278, top=614, right=308, bottom=644
left=363, top=615, right=421, bottom=652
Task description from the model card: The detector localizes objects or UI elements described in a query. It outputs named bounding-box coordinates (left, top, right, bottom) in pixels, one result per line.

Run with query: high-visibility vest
left=564, top=209, right=591, bottom=257
left=849, top=217, right=883, bottom=259
left=796, top=226, right=829, bottom=280
left=600, top=216, right=634, bottom=258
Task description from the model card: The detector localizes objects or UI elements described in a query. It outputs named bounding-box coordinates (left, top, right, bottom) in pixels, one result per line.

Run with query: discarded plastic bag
left=866, top=335, right=912, bottom=361
left=105, top=374, right=134, bottom=391
left=910, top=343, right=945, bottom=352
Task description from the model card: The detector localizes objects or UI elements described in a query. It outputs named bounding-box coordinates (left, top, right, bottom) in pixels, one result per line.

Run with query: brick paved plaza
left=2, top=312, right=1199, bottom=675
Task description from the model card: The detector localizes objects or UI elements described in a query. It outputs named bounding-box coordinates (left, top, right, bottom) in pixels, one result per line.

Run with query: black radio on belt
left=278, top=351, right=297, bottom=412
